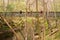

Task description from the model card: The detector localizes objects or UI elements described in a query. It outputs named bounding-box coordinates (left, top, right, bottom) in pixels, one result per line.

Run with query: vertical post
left=53, top=0, right=57, bottom=28
left=25, top=8, right=27, bottom=40
left=42, top=0, right=47, bottom=40
left=35, top=0, right=41, bottom=40
left=25, top=0, right=28, bottom=40
left=52, top=0, right=57, bottom=40
left=31, top=11, right=35, bottom=40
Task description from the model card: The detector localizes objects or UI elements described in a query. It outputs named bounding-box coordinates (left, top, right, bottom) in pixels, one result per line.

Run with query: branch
left=1, top=16, right=20, bottom=40
left=46, top=29, right=59, bottom=37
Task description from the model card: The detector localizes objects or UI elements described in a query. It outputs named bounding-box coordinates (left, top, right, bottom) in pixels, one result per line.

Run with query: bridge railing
left=0, top=12, right=60, bottom=17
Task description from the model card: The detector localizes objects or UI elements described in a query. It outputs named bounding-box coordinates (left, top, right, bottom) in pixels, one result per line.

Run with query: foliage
left=6, top=4, right=15, bottom=12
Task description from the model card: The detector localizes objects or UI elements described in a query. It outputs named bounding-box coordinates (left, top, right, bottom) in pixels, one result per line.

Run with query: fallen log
left=46, top=29, right=59, bottom=37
